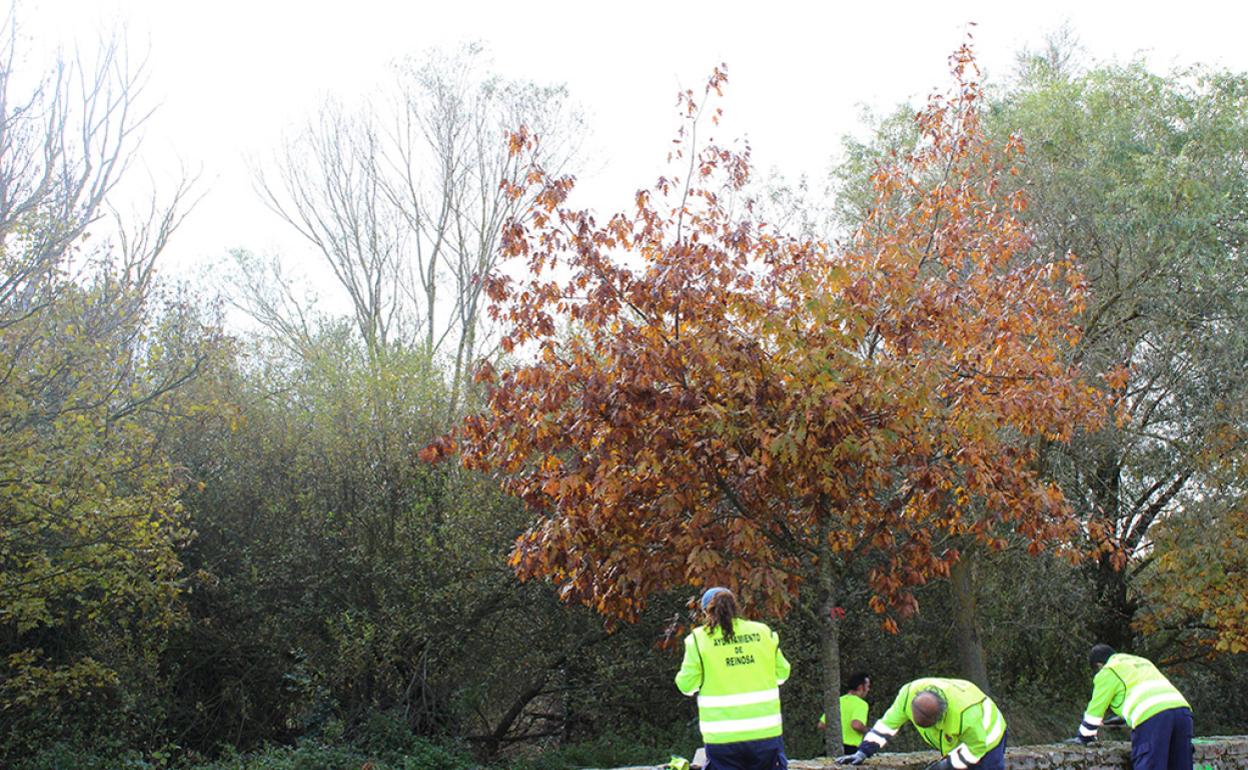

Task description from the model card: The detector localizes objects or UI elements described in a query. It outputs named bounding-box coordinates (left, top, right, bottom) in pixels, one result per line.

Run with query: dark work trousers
left=705, top=735, right=788, bottom=770
left=969, top=730, right=1007, bottom=770
left=1132, top=707, right=1193, bottom=770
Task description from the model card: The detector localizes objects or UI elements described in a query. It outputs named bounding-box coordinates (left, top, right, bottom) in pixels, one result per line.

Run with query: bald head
left=911, top=689, right=947, bottom=728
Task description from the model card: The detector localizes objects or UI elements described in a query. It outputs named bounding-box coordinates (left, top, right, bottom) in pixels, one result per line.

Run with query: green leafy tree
left=0, top=9, right=219, bottom=757
left=993, top=54, right=1248, bottom=653
left=165, top=325, right=619, bottom=758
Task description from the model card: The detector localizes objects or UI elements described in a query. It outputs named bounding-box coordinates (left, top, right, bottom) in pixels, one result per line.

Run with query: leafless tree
left=252, top=44, right=582, bottom=415
left=254, top=99, right=407, bottom=363
left=0, top=5, right=156, bottom=325
left=0, top=3, right=199, bottom=363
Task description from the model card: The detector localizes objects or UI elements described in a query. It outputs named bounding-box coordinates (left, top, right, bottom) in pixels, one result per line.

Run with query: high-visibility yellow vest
left=1080, top=653, right=1190, bottom=737
left=841, top=693, right=869, bottom=744
left=818, top=692, right=870, bottom=744
left=862, top=678, right=1005, bottom=770
left=674, top=618, right=791, bottom=744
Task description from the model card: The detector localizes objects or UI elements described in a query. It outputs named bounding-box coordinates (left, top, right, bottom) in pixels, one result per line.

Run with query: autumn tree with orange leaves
left=431, top=46, right=1109, bottom=756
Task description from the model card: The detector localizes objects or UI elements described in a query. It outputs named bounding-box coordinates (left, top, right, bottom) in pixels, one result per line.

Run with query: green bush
left=496, top=726, right=695, bottom=770
left=13, top=742, right=176, bottom=770
left=180, top=732, right=476, bottom=770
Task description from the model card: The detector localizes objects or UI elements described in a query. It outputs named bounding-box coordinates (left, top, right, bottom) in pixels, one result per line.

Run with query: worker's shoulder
left=1093, top=664, right=1127, bottom=687
left=905, top=675, right=963, bottom=690
left=1105, top=653, right=1158, bottom=676
left=906, top=677, right=988, bottom=702
left=1110, top=652, right=1154, bottom=667
left=735, top=618, right=775, bottom=636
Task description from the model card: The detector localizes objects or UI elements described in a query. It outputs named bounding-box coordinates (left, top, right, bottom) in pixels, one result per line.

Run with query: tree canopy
left=440, top=47, right=1111, bottom=754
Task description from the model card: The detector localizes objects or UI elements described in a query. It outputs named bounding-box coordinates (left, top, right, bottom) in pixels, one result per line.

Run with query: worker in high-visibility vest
left=835, top=677, right=1007, bottom=770
left=1067, top=644, right=1192, bottom=770
left=675, top=587, right=792, bottom=770
left=818, top=672, right=872, bottom=754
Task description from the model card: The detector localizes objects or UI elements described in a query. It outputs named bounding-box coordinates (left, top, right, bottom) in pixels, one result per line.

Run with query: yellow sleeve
left=674, top=633, right=703, bottom=695
left=774, top=630, right=791, bottom=685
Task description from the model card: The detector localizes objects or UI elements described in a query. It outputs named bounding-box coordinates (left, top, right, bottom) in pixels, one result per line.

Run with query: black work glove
left=923, top=757, right=954, bottom=770
left=1063, top=735, right=1095, bottom=745
left=835, top=750, right=868, bottom=765
left=1103, top=715, right=1126, bottom=727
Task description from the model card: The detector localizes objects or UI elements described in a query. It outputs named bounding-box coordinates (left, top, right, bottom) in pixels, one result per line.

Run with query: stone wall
left=787, top=737, right=1248, bottom=769
left=605, top=737, right=1248, bottom=770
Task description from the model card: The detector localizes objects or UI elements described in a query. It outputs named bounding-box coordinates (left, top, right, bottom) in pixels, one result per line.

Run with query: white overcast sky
left=18, top=0, right=1248, bottom=297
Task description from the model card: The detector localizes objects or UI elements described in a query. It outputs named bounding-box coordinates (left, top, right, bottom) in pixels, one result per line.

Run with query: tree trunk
left=1090, top=556, right=1136, bottom=651
left=819, top=519, right=843, bottom=758
left=1087, top=449, right=1135, bottom=651
left=950, top=551, right=991, bottom=693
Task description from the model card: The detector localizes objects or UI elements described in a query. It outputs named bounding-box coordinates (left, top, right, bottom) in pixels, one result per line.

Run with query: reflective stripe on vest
left=698, top=687, right=781, bottom=709
left=1122, top=680, right=1188, bottom=726
left=1107, top=654, right=1190, bottom=728
left=947, top=697, right=1006, bottom=768
left=699, top=711, right=783, bottom=741
left=981, top=698, right=1006, bottom=751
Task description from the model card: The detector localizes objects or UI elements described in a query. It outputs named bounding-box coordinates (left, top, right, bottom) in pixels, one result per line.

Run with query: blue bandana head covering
left=700, top=586, right=729, bottom=610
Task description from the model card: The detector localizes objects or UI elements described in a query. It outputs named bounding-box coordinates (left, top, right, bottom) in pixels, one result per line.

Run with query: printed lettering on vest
left=724, top=654, right=756, bottom=666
